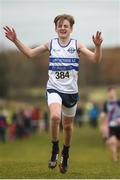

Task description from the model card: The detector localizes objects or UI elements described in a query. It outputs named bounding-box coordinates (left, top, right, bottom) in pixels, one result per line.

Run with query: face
left=107, top=89, right=117, bottom=101
left=55, top=19, right=73, bottom=39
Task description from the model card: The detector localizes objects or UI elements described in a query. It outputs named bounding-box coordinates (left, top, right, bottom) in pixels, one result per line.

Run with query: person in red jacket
left=31, top=107, right=40, bottom=133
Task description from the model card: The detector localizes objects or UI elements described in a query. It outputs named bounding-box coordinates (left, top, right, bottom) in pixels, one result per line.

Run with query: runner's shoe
left=48, top=148, right=59, bottom=169
left=59, top=153, right=69, bottom=173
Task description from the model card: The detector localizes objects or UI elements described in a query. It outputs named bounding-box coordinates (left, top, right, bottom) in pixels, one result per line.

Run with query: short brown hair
left=107, top=86, right=116, bottom=92
left=54, top=14, right=75, bottom=28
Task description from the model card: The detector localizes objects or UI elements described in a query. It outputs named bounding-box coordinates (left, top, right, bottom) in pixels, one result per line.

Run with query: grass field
left=0, top=125, right=120, bottom=179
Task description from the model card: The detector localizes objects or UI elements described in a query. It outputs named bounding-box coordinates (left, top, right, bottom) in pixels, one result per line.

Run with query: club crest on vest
left=67, top=47, right=76, bottom=54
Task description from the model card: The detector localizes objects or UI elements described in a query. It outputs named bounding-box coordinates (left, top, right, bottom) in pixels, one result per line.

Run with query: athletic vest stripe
left=49, top=57, right=79, bottom=63
left=47, top=38, right=80, bottom=94
left=49, top=65, right=79, bottom=71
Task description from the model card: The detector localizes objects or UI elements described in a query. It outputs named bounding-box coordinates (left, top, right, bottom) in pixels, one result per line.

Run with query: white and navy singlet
left=47, top=38, right=80, bottom=94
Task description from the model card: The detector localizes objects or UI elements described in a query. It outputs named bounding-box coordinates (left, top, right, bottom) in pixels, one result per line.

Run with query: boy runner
left=4, top=14, right=103, bottom=173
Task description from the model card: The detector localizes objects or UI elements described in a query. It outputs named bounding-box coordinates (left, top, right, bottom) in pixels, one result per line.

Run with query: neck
left=59, top=37, right=70, bottom=45
left=109, top=97, right=117, bottom=101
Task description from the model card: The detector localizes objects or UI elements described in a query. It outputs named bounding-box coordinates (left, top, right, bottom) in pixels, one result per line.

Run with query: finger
left=3, top=27, right=9, bottom=32
left=3, top=26, right=12, bottom=33
left=100, top=38, right=103, bottom=43
left=6, top=26, right=12, bottom=31
left=96, top=31, right=99, bottom=37
left=98, top=32, right=101, bottom=37
left=92, top=35, right=95, bottom=42
left=98, top=34, right=103, bottom=42
left=5, top=35, right=9, bottom=39
left=12, top=28, right=15, bottom=33
left=98, top=31, right=102, bottom=38
left=99, top=41, right=103, bottom=45
left=98, top=38, right=103, bottom=45
left=96, top=31, right=101, bottom=38
left=98, top=31, right=101, bottom=36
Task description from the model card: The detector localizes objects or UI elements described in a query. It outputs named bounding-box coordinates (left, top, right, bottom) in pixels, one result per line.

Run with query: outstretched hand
left=3, top=26, right=17, bottom=42
left=92, top=31, right=103, bottom=47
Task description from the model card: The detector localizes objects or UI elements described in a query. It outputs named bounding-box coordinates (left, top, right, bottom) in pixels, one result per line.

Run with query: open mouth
left=60, top=31, right=67, bottom=35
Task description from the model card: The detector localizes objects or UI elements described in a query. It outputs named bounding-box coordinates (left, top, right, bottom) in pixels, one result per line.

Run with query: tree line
left=0, top=47, right=120, bottom=98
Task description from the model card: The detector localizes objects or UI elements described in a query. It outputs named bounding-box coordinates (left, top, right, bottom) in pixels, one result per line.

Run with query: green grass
left=0, top=125, right=120, bottom=179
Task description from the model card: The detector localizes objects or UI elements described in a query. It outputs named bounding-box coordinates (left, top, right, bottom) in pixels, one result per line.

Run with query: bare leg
left=118, top=140, right=120, bottom=148
left=117, top=140, right=120, bottom=155
left=62, top=115, right=74, bottom=146
left=49, top=103, right=61, bottom=141
left=59, top=115, right=74, bottom=173
left=48, top=103, right=61, bottom=169
left=106, top=136, right=119, bottom=162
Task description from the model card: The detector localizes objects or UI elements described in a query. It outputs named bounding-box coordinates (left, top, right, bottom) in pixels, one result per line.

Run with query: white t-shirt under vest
left=47, top=38, right=80, bottom=94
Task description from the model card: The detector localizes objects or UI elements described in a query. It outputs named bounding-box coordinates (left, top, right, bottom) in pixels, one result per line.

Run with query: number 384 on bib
left=55, top=71, right=70, bottom=79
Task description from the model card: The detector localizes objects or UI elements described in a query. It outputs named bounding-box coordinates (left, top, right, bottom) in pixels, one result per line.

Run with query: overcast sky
left=0, top=0, right=120, bottom=51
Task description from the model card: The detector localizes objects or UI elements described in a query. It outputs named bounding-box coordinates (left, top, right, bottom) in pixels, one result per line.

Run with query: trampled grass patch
left=0, top=125, right=120, bottom=179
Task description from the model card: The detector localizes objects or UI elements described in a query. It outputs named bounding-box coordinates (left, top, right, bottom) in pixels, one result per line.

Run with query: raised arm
left=3, top=26, right=49, bottom=58
left=77, top=31, right=103, bottom=63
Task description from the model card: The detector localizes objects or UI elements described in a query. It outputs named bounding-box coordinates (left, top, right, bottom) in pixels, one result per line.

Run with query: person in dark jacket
left=0, top=111, right=7, bottom=142
left=100, top=87, right=120, bottom=162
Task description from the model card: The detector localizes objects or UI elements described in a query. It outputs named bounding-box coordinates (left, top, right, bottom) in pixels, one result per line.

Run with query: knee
left=63, top=123, right=73, bottom=131
left=51, top=113, right=60, bottom=125
left=107, top=137, right=117, bottom=146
